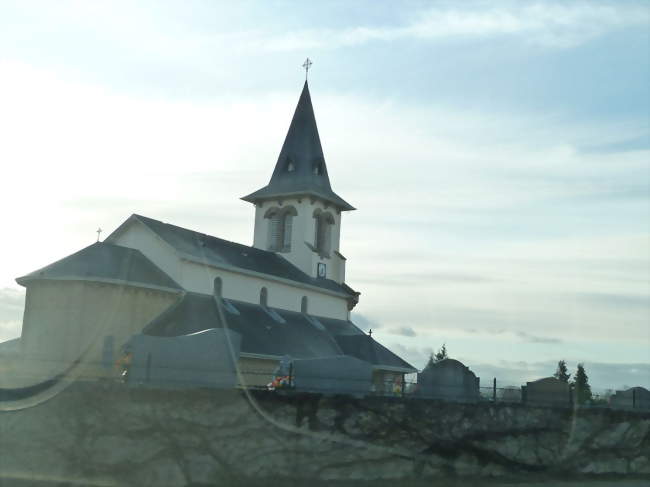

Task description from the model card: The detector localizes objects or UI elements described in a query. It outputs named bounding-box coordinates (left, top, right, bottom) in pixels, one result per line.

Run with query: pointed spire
left=242, top=81, right=354, bottom=211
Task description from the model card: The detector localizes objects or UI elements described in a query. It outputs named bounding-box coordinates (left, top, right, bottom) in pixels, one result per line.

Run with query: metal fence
left=235, top=370, right=649, bottom=411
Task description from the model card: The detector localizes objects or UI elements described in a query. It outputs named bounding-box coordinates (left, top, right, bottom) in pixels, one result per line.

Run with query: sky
left=0, top=0, right=648, bottom=390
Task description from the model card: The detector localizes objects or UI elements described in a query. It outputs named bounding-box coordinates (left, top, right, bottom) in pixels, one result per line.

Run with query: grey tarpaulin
left=292, top=355, right=372, bottom=396
left=127, top=328, right=241, bottom=389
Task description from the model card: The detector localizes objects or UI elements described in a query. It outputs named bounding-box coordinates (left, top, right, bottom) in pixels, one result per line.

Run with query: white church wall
left=20, top=280, right=178, bottom=381
left=179, top=259, right=349, bottom=320
left=110, top=218, right=349, bottom=320
left=108, top=220, right=182, bottom=284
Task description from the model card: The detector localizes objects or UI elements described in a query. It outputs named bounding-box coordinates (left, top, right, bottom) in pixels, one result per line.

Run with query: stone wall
left=0, top=382, right=648, bottom=486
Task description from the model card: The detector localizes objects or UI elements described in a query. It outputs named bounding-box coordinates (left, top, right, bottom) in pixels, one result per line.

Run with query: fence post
left=289, top=362, right=294, bottom=388
left=493, top=378, right=497, bottom=402
left=633, top=388, right=636, bottom=409
left=145, top=352, right=152, bottom=383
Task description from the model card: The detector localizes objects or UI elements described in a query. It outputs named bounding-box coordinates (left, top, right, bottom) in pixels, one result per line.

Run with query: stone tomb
left=416, top=358, right=480, bottom=402
left=609, top=386, right=650, bottom=410
left=522, top=377, right=571, bottom=407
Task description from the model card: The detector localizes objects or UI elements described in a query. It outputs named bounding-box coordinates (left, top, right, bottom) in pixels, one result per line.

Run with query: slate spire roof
left=242, top=81, right=355, bottom=211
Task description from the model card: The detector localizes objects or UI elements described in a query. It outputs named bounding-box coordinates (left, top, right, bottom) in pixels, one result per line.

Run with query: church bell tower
left=242, top=79, right=354, bottom=284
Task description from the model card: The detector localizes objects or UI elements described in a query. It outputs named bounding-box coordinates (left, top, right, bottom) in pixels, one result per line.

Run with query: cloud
left=0, top=321, right=21, bottom=343
left=515, top=331, right=562, bottom=344
left=350, top=313, right=381, bottom=332
left=0, top=33, right=646, bottom=378
left=259, top=2, right=648, bottom=51
left=354, top=272, right=495, bottom=286
left=470, top=360, right=650, bottom=391
left=0, top=288, right=24, bottom=343
left=576, top=292, right=650, bottom=310
left=579, top=134, right=650, bottom=154
left=0, top=287, right=24, bottom=323
left=387, top=343, right=432, bottom=371
left=390, top=326, right=417, bottom=338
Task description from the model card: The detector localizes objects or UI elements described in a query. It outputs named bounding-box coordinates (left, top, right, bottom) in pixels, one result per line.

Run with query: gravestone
left=609, top=386, right=650, bottom=410
left=522, top=377, right=570, bottom=407
left=500, top=386, right=522, bottom=403
left=128, top=328, right=241, bottom=389
left=416, top=358, right=480, bottom=402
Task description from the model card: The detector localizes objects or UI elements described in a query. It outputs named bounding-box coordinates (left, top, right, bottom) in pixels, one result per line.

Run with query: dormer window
left=313, top=162, right=322, bottom=175
left=264, top=206, right=297, bottom=252
left=286, top=159, right=295, bottom=172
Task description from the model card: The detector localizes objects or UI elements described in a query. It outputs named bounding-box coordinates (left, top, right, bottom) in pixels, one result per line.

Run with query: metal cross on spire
left=302, top=58, right=313, bottom=81
left=96, top=228, right=102, bottom=242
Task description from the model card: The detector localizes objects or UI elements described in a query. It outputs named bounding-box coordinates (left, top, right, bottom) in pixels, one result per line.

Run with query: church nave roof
left=127, top=214, right=357, bottom=297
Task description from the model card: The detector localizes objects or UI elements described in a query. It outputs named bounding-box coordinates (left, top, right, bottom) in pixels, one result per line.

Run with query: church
left=14, top=80, right=416, bottom=393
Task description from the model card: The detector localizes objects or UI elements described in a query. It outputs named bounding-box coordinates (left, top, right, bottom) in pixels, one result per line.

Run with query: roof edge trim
left=372, top=364, right=418, bottom=373
left=15, top=275, right=184, bottom=295
left=241, top=190, right=355, bottom=211
left=239, top=352, right=283, bottom=361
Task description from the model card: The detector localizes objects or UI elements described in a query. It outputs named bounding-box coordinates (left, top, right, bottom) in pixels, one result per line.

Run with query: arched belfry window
left=313, top=209, right=334, bottom=256
left=264, top=206, right=297, bottom=252
left=260, top=287, right=268, bottom=307
left=301, top=296, right=308, bottom=314
left=282, top=212, right=293, bottom=249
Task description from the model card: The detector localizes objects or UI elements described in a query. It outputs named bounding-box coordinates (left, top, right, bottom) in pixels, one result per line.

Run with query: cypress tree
left=554, top=360, right=571, bottom=382
left=434, top=343, right=448, bottom=362
left=572, top=363, right=592, bottom=405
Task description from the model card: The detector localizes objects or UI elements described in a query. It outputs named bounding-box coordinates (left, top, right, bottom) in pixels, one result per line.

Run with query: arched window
left=264, top=206, right=297, bottom=252
left=301, top=296, right=308, bottom=314
left=260, top=287, right=268, bottom=307
left=213, top=277, right=222, bottom=297
left=269, top=211, right=282, bottom=250
left=282, top=212, right=293, bottom=249
left=313, top=209, right=334, bottom=255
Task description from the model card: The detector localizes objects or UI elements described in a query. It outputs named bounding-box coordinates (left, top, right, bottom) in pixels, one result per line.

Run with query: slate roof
left=130, top=214, right=356, bottom=297
left=143, top=292, right=415, bottom=371
left=16, top=242, right=182, bottom=291
left=242, top=81, right=354, bottom=211
left=334, top=335, right=416, bottom=371
left=0, top=338, right=20, bottom=355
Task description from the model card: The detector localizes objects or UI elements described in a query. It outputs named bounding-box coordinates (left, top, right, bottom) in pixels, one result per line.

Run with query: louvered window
left=269, top=214, right=282, bottom=251
left=314, top=212, right=333, bottom=255
left=315, top=216, right=324, bottom=251
left=282, top=213, right=293, bottom=251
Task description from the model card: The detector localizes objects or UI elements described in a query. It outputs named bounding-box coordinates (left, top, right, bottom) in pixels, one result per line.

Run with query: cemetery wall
left=1, top=382, right=649, bottom=486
